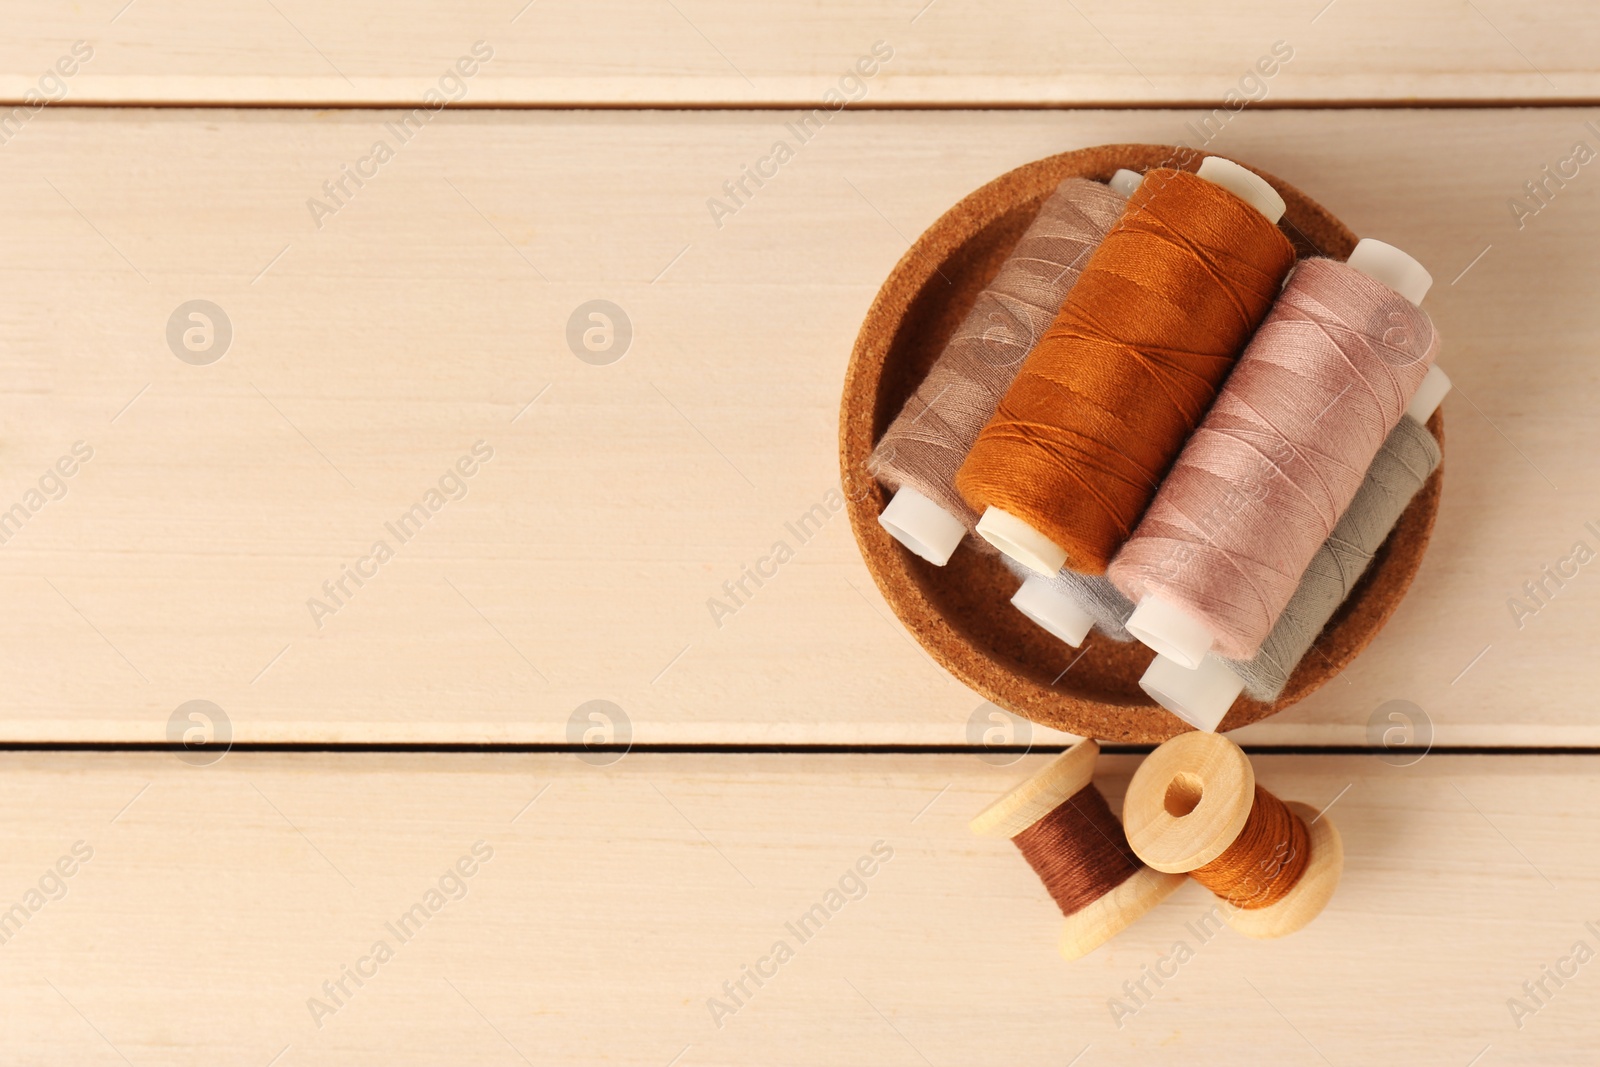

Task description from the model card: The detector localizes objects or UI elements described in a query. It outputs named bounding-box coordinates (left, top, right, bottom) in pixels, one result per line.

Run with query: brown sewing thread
left=956, top=167, right=1297, bottom=573
left=1189, top=784, right=1311, bottom=910
left=1011, top=784, right=1144, bottom=916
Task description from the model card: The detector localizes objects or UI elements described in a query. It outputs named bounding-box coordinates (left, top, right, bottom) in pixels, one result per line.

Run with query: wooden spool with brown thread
left=1122, top=732, right=1343, bottom=939
left=972, top=739, right=1185, bottom=959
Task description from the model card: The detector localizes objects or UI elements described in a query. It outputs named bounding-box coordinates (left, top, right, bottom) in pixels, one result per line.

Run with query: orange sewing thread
left=955, top=167, right=1296, bottom=574
left=1188, top=784, right=1311, bottom=909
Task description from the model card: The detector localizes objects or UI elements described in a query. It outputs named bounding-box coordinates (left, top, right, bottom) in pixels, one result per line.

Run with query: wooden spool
left=971, top=739, right=1186, bottom=959
left=1121, top=731, right=1343, bottom=939
left=839, top=143, right=1445, bottom=743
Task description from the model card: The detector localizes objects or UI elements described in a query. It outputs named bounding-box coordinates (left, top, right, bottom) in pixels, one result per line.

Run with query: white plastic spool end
left=1140, top=654, right=1246, bottom=733
left=1125, top=593, right=1215, bottom=669
left=1011, top=576, right=1095, bottom=647
left=1406, top=364, right=1452, bottom=425
left=878, top=486, right=968, bottom=566
left=1109, top=169, right=1144, bottom=198
left=975, top=507, right=1069, bottom=577
left=1195, top=157, right=1286, bottom=224
left=1347, top=237, right=1433, bottom=306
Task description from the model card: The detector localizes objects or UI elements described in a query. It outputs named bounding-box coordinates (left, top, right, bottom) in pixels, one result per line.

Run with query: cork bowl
left=839, top=143, right=1444, bottom=743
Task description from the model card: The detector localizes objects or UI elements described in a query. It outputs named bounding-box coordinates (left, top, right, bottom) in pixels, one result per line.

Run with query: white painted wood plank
left=0, top=107, right=1590, bottom=743
left=0, top=752, right=1593, bottom=1063
left=0, top=1, right=1595, bottom=106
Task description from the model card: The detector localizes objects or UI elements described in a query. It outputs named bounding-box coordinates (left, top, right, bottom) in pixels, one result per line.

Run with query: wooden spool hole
left=1164, top=772, right=1205, bottom=818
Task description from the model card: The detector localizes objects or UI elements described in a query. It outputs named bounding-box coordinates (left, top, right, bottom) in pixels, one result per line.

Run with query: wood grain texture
left=1, top=1, right=1597, bottom=106
left=0, top=752, right=1594, bottom=1064
left=0, top=106, right=1592, bottom=743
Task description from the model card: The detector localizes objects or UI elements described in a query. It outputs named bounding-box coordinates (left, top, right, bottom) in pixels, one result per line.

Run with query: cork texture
left=839, top=143, right=1445, bottom=743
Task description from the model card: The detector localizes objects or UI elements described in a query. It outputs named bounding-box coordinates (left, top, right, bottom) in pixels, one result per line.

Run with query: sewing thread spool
left=873, top=175, right=1133, bottom=565
left=1115, top=241, right=1440, bottom=669
left=958, top=157, right=1296, bottom=578
left=1141, top=371, right=1448, bottom=730
left=1123, top=732, right=1342, bottom=939
left=972, top=739, right=1185, bottom=959
left=1005, top=555, right=1135, bottom=647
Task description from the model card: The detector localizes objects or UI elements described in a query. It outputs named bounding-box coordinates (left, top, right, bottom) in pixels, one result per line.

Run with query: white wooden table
left=1, top=2, right=1597, bottom=1061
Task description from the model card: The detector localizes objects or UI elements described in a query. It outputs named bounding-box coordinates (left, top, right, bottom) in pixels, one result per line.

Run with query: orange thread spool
left=1122, top=731, right=1343, bottom=939
left=956, top=165, right=1296, bottom=575
left=1188, top=783, right=1311, bottom=910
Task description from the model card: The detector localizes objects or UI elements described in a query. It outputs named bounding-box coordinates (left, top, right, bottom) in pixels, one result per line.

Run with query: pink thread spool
left=1139, top=369, right=1449, bottom=732
left=1111, top=239, right=1442, bottom=669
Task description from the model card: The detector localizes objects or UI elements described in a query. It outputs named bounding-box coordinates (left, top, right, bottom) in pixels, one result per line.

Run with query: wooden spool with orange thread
left=1122, top=731, right=1343, bottom=939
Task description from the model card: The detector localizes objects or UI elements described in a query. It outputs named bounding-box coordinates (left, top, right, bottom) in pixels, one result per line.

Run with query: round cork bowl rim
left=839, top=143, right=1444, bottom=743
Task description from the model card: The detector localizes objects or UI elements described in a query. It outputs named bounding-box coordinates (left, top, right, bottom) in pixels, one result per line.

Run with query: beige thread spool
left=972, top=739, right=1186, bottom=959
left=1122, top=732, right=1343, bottom=939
